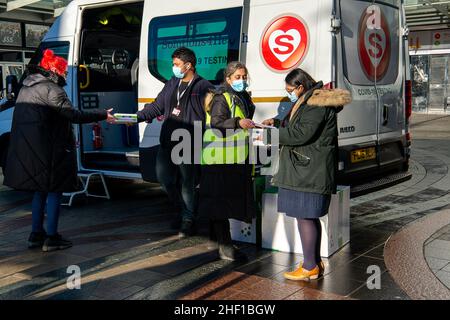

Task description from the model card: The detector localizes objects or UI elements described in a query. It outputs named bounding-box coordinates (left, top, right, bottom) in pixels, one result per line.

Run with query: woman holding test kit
left=199, top=61, right=256, bottom=261
left=262, top=68, right=351, bottom=281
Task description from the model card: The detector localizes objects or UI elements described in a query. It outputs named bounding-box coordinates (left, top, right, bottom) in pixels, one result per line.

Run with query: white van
left=4, top=0, right=411, bottom=188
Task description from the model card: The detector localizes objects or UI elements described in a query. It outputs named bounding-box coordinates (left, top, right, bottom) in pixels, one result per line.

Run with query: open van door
left=139, top=0, right=245, bottom=182
left=337, top=0, right=406, bottom=182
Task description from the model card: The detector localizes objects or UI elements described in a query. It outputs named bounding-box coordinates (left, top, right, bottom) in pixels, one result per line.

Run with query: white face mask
left=286, top=90, right=299, bottom=103
left=172, top=63, right=190, bottom=79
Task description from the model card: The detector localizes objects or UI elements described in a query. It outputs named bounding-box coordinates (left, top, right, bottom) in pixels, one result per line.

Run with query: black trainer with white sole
left=28, top=231, right=47, bottom=249
left=42, top=234, right=72, bottom=252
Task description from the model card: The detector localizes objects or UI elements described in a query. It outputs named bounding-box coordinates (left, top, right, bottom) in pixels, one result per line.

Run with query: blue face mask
left=286, top=90, right=299, bottom=103
left=231, top=79, right=248, bottom=92
left=173, top=63, right=190, bottom=79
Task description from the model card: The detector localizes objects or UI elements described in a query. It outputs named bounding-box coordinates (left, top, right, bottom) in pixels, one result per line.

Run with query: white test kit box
left=261, top=186, right=350, bottom=257
left=113, top=113, right=138, bottom=124
left=230, top=218, right=257, bottom=244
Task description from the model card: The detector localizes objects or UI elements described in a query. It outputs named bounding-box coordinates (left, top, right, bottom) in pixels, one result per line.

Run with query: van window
left=80, top=32, right=140, bottom=92
left=148, top=7, right=242, bottom=85
left=79, top=2, right=143, bottom=92
left=22, top=41, right=70, bottom=84
left=340, top=2, right=399, bottom=86
left=28, top=41, right=70, bottom=66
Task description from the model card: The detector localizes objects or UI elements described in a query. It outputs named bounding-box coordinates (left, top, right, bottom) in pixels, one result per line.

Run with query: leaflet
left=253, top=122, right=276, bottom=129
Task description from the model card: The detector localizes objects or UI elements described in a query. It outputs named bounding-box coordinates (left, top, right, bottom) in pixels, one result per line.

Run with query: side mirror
left=6, top=75, right=19, bottom=101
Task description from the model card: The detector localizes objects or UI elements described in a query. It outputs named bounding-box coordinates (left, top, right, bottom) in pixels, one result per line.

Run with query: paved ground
left=425, top=224, right=450, bottom=289
left=0, top=114, right=450, bottom=300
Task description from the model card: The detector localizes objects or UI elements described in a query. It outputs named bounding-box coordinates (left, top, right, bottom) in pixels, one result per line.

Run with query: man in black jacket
left=135, top=47, right=214, bottom=237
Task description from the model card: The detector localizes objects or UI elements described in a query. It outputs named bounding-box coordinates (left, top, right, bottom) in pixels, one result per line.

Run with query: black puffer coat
left=3, top=68, right=107, bottom=193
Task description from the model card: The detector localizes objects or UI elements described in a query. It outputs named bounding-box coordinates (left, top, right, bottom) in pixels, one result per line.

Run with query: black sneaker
left=42, top=234, right=73, bottom=252
left=218, top=244, right=248, bottom=262
left=178, top=220, right=196, bottom=238
left=28, top=231, right=47, bottom=249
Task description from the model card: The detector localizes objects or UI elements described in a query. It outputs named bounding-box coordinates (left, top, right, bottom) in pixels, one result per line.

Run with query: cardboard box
left=230, top=218, right=257, bottom=244
left=261, top=186, right=350, bottom=257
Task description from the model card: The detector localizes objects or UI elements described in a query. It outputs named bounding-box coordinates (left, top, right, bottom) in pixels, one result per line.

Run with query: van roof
left=44, top=0, right=140, bottom=40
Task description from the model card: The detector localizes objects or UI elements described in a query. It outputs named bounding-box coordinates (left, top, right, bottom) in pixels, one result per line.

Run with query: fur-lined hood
left=288, top=82, right=352, bottom=120
left=306, top=88, right=352, bottom=107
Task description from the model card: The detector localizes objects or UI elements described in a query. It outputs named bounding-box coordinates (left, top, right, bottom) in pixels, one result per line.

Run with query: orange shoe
left=283, top=265, right=320, bottom=281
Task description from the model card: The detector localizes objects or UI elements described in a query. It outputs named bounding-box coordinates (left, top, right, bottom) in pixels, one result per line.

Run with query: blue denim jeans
left=155, top=146, right=199, bottom=222
left=31, top=192, right=62, bottom=236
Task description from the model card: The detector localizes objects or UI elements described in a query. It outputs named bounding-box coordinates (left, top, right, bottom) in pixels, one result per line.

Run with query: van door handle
left=382, top=104, right=390, bottom=126
left=79, top=65, right=90, bottom=90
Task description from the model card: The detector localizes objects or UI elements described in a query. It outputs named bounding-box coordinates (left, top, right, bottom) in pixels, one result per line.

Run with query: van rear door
left=139, top=0, right=244, bottom=181
left=337, top=0, right=405, bottom=179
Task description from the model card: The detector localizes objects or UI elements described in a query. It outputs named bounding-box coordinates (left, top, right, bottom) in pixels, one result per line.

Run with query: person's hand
left=253, top=132, right=263, bottom=142
left=239, top=119, right=255, bottom=129
left=106, top=108, right=116, bottom=124
left=262, top=118, right=275, bottom=126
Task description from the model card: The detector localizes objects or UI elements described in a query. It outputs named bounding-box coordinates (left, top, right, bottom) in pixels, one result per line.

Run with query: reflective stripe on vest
left=202, top=92, right=249, bottom=165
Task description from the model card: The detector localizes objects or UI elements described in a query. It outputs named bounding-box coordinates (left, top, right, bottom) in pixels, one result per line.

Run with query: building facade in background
left=406, top=0, right=450, bottom=114
left=409, top=29, right=450, bottom=113
left=0, top=0, right=70, bottom=96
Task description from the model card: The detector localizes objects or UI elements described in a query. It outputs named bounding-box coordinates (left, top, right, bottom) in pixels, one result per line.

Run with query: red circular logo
left=260, top=15, right=309, bottom=72
left=358, top=8, right=391, bottom=81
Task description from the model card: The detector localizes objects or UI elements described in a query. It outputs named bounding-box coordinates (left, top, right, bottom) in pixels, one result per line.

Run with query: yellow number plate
left=351, top=147, right=376, bottom=163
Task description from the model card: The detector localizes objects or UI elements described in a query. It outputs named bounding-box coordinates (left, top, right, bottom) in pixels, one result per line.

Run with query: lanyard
left=176, top=79, right=193, bottom=108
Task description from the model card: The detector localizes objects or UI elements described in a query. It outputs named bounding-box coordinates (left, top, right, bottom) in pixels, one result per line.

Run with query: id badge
left=172, top=107, right=181, bottom=117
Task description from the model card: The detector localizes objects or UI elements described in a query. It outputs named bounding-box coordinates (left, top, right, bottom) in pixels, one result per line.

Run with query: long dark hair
left=285, top=68, right=317, bottom=91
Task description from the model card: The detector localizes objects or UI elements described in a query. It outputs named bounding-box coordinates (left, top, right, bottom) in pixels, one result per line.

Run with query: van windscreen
left=148, top=7, right=242, bottom=85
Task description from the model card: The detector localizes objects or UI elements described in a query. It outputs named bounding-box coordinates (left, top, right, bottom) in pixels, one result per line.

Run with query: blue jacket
left=137, top=74, right=214, bottom=124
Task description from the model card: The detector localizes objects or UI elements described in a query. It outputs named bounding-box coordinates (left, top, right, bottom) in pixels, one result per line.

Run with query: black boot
left=178, top=219, right=197, bottom=238
left=42, top=234, right=72, bottom=252
left=213, top=220, right=247, bottom=262
left=28, top=231, right=47, bottom=249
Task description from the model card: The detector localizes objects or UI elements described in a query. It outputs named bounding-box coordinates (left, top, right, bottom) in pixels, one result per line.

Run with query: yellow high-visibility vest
left=202, top=92, right=249, bottom=165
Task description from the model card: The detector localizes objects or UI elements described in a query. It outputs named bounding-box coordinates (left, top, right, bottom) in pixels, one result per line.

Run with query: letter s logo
left=358, top=5, right=391, bottom=81
left=261, top=15, right=309, bottom=72
left=274, top=34, right=295, bottom=54
left=368, top=33, right=383, bottom=59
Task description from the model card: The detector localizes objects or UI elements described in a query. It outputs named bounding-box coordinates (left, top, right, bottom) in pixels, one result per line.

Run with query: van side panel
left=245, top=0, right=333, bottom=123
left=138, top=0, right=245, bottom=182
left=337, top=0, right=407, bottom=180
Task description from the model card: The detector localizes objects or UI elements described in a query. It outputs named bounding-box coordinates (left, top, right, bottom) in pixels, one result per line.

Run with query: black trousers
left=210, top=219, right=232, bottom=245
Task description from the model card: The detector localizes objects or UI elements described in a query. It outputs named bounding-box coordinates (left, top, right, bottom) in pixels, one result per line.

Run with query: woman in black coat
left=199, top=61, right=256, bottom=261
left=262, top=69, right=351, bottom=281
left=3, top=49, right=114, bottom=252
